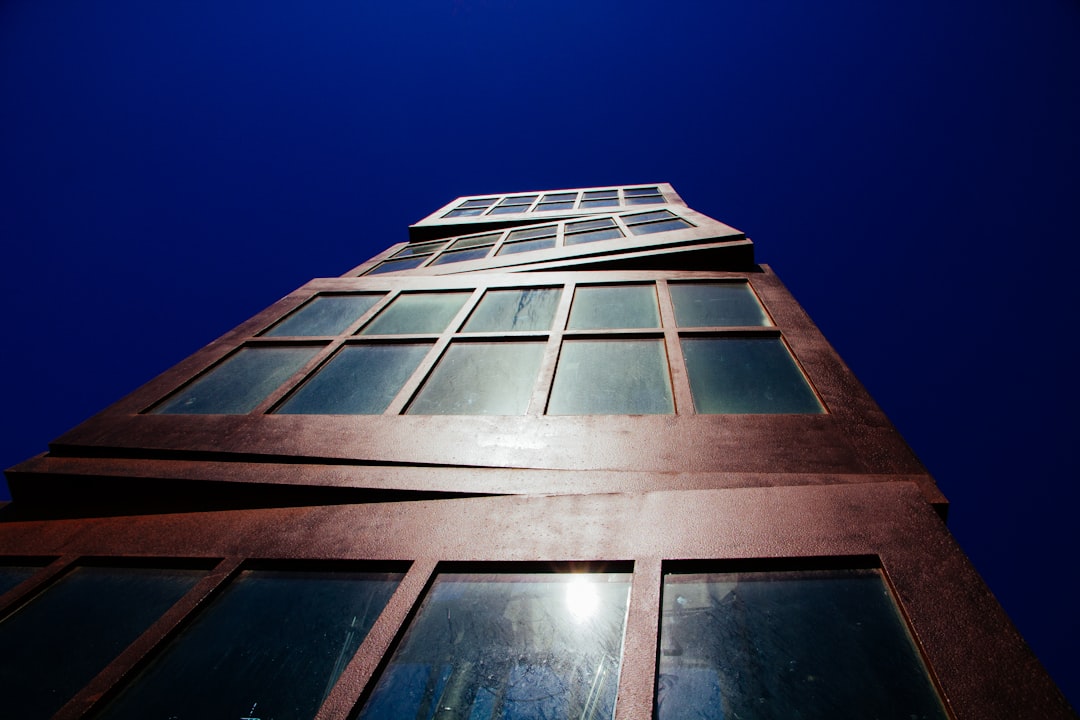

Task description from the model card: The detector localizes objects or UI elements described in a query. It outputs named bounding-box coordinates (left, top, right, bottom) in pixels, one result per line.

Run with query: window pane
left=624, top=186, right=660, bottom=197
left=626, top=195, right=664, bottom=205
left=507, top=226, right=556, bottom=242
left=367, top=256, right=426, bottom=274
left=359, top=572, right=631, bottom=720
left=628, top=219, right=692, bottom=235
left=681, top=337, right=824, bottom=413
left=97, top=569, right=402, bottom=720
left=657, top=569, right=947, bottom=720
left=584, top=190, right=618, bottom=199
left=408, top=342, right=545, bottom=415
left=496, top=195, right=537, bottom=206
left=276, top=344, right=432, bottom=414
left=566, top=218, right=617, bottom=233
left=430, top=247, right=490, bottom=265
left=564, top=227, right=624, bottom=245
left=497, top=237, right=557, bottom=255
left=460, top=198, right=496, bottom=208
left=462, top=288, right=562, bottom=332
left=567, top=285, right=660, bottom=329
left=155, top=346, right=319, bottom=414
left=536, top=201, right=575, bottom=211
left=0, top=566, right=204, bottom=719
left=359, top=292, right=470, bottom=335
left=669, top=283, right=771, bottom=327
left=622, top=210, right=675, bottom=225
left=489, top=205, right=527, bottom=215
left=548, top=339, right=673, bottom=414
left=264, top=295, right=384, bottom=337
left=581, top=198, right=619, bottom=208
left=444, top=208, right=484, bottom=218
left=450, top=233, right=501, bottom=250
left=0, top=566, right=39, bottom=596
left=392, top=241, right=444, bottom=258
left=541, top=193, right=576, bottom=202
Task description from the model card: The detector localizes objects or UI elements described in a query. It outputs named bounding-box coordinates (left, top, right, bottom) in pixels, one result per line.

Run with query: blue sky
left=2, top=0, right=1078, bottom=706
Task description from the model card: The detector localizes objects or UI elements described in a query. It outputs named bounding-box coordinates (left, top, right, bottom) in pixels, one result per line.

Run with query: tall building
left=0, top=184, right=1072, bottom=719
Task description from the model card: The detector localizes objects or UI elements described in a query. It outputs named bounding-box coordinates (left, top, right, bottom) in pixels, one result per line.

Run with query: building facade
left=0, top=184, right=1072, bottom=719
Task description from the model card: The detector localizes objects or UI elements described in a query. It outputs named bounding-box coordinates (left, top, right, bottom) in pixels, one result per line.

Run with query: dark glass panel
left=567, top=285, right=660, bottom=329
left=488, top=205, right=527, bottom=215
left=462, top=288, right=562, bottom=332
left=430, top=247, right=491, bottom=265
left=581, top=198, right=619, bottom=208
left=681, top=337, right=824, bottom=413
left=627, top=219, right=693, bottom=235
left=450, top=233, right=501, bottom=250
left=392, top=241, right=445, bottom=258
left=96, top=569, right=402, bottom=720
left=669, top=283, right=771, bottom=327
left=583, top=190, right=618, bottom=199
left=155, top=346, right=320, bottom=414
left=564, top=227, right=624, bottom=245
left=622, top=209, right=676, bottom=225
left=548, top=339, right=674, bottom=414
left=496, top=195, right=538, bottom=206
left=623, top=186, right=660, bottom=197
left=535, top=201, right=575, bottom=211
left=460, top=198, right=497, bottom=208
left=506, top=225, right=557, bottom=241
left=276, top=343, right=432, bottom=414
left=366, top=256, right=426, bottom=274
left=359, top=572, right=631, bottom=720
left=625, top=194, right=664, bottom=205
left=657, top=569, right=947, bottom=720
left=359, top=292, right=470, bottom=335
left=496, top=237, right=557, bottom=255
left=566, top=218, right=617, bottom=233
left=0, top=566, right=204, bottom=719
left=444, top=208, right=485, bottom=218
left=408, top=342, right=545, bottom=415
left=0, top=566, right=39, bottom=596
left=263, top=295, right=384, bottom=337
left=540, top=193, right=577, bottom=202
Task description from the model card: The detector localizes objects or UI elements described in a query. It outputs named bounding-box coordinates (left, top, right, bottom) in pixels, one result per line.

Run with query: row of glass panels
left=442, top=186, right=666, bottom=218
left=154, top=284, right=823, bottom=415
left=372, top=210, right=695, bottom=275
left=0, top=562, right=947, bottom=720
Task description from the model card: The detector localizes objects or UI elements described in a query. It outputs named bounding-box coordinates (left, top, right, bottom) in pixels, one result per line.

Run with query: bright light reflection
left=564, top=576, right=600, bottom=622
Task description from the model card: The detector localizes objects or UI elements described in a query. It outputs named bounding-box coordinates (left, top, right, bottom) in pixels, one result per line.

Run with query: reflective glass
left=624, top=186, right=660, bottom=197
left=450, top=233, right=501, bottom=250
left=276, top=344, right=432, bottom=414
left=0, top=566, right=38, bottom=596
left=536, top=201, right=575, bottom=211
left=622, top=210, right=675, bottom=224
left=628, top=219, right=692, bottom=235
left=507, top=226, right=556, bottom=242
left=568, top=285, right=660, bottom=329
left=489, top=205, right=526, bottom=215
left=497, top=195, right=537, bottom=205
left=461, top=198, right=497, bottom=208
left=669, top=283, right=771, bottom=327
left=566, top=218, right=617, bottom=232
left=367, top=256, right=426, bottom=274
left=626, top=195, right=664, bottom=205
left=548, top=339, right=674, bottom=415
left=408, top=342, right=545, bottom=415
left=430, top=247, right=491, bottom=265
left=359, top=572, right=631, bottom=720
left=497, top=237, right=556, bottom=255
left=583, top=190, right=618, bottom=199
left=462, top=288, right=562, bottom=332
left=263, top=295, right=383, bottom=337
left=0, top=566, right=204, bottom=719
left=541, top=193, right=576, bottom=201
left=155, top=346, right=319, bottom=414
left=392, top=241, right=445, bottom=258
left=444, top=208, right=484, bottom=218
left=681, top=337, right=824, bottom=413
left=359, top=293, right=470, bottom=335
left=96, top=569, right=402, bottom=720
left=657, top=569, right=947, bottom=720
left=564, top=227, right=624, bottom=245
left=581, top=198, right=619, bottom=208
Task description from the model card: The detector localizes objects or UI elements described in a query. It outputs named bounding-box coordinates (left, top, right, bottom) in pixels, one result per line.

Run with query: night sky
left=2, top=0, right=1078, bottom=707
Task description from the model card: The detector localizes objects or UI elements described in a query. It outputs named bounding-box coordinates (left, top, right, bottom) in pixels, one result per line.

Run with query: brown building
left=0, top=184, right=1073, bottom=719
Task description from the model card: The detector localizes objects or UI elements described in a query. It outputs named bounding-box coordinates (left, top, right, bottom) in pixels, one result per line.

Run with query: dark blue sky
left=2, top=0, right=1078, bottom=707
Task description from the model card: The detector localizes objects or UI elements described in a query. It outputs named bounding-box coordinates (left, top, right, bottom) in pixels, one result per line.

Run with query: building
left=0, top=184, right=1072, bottom=719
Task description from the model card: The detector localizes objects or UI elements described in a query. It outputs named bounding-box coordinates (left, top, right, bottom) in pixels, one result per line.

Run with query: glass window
left=623, top=210, right=675, bottom=224
left=95, top=569, right=402, bottom=720
left=0, top=565, right=204, bottom=719
left=155, top=346, right=320, bottom=414
left=497, top=236, right=557, bottom=255
left=392, top=241, right=445, bottom=258
left=366, top=256, right=426, bottom=275
left=263, top=295, right=384, bottom=337
left=628, top=218, right=692, bottom=234
left=460, top=198, right=497, bottom=208
left=565, top=227, right=624, bottom=245
left=359, top=292, right=471, bottom=335
left=625, top=195, right=664, bottom=205
left=358, top=571, right=631, bottom=720
left=408, top=342, right=545, bottom=415
left=506, top=226, right=557, bottom=242
left=657, top=569, right=947, bottom=720
left=462, top=288, right=563, bottom=332
left=583, top=190, right=618, bottom=199
left=567, top=285, right=660, bottom=329
left=581, top=198, right=619, bottom=208
left=566, top=218, right=618, bottom=233
left=0, top=566, right=39, bottom=596
left=450, top=233, right=502, bottom=250
left=535, top=201, right=575, bottom=212
left=624, top=187, right=661, bottom=197
left=443, top=208, right=485, bottom=218
left=430, top=247, right=491, bottom=265
left=548, top=339, right=674, bottom=414
left=681, top=337, right=824, bottom=413
left=276, top=343, right=432, bottom=414
left=489, top=196, right=537, bottom=214
left=540, top=193, right=576, bottom=202
left=669, top=283, right=771, bottom=327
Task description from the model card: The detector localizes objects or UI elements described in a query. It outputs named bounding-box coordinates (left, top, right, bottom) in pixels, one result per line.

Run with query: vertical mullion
left=614, top=557, right=663, bottom=720
left=526, top=282, right=574, bottom=415
left=656, top=280, right=694, bottom=414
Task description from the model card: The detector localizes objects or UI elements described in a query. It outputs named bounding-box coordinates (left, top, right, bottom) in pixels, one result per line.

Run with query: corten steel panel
left=0, top=484, right=1070, bottom=719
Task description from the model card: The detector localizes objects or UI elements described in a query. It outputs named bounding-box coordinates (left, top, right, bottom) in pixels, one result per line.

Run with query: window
left=488, top=194, right=538, bottom=215
left=657, top=568, right=947, bottom=720
left=262, top=294, right=384, bottom=337
left=580, top=189, right=619, bottom=208
left=358, top=570, right=631, bottom=720
left=462, top=287, right=562, bottom=333
left=443, top=197, right=497, bottom=218
left=430, top=232, right=501, bottom=265
left=0, top=565, right=205, bottom=719
left=548, top=339, right=674, bottom=414
left=407, top=341, right=547, bottom=415
left=567, top=285, right=660, bottom=329
left=669, top=282, right=771, bottom=328
left=0, top=565, right=39, bottom=596
left=624, top=186, right=664, bottom=205
left=366, top=256, right=427, bottom=274
left=155, top=346, right=320, bottom=414
left=563, top=217, right=624, bottom=245
left=496, top=224, right=558, bottom=255
left=359, top=292, right=470, bottom=335
left=622, top=209, right=693, bottom=235
left=535, top=192, right=578, bottom=212
left=95, top=568, right=402, bottom=720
